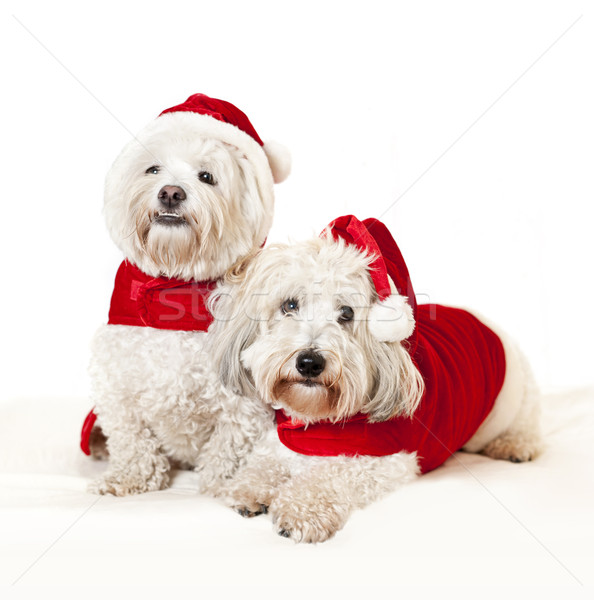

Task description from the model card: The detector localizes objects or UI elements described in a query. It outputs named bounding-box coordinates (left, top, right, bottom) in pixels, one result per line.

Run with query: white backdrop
left=1, top=0, right=593, bottom=402
left=1, top=0, right=594, bottom=594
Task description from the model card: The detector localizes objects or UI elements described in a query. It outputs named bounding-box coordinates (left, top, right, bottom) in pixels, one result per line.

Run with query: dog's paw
left=88, top=425, right=110, bottom=460
left=87, top=475, right=136, bottom=497
left=236, top=504, right=269, bottom=518
left=223, top=483, right=275, bottom=517
left=87, top=473, right=168, bottom=496
left=270, top=495, right=348, bottom=543
left=481, top=433, right=543, bottom=463
left=87, top=462, right=170, bottom=496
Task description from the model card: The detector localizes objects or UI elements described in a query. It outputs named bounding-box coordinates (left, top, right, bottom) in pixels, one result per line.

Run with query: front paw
left=88, top=461, right=169, bottom=496
left=87, top=474, right=138, bottom=497
left=270, top=495, right=348, bottom=543
left=236, top=504, right=268, bottom=518
left=224, top=483, right=275, bottom=517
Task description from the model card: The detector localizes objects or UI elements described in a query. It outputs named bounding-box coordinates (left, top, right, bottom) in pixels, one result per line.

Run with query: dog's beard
left=271, top=374, right=342, bottom=422
left=244, top=326, right=424, bottom=426
left=254, top=347, right=369, bottom=424
left=129, top=190, right=232, bottom=279
left=134, top=206, right=202, bottom=276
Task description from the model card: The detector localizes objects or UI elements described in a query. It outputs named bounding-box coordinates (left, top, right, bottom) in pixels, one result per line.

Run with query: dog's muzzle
left=158, top=185, right=186, bottom=209
left=155, top=185, right=187, bottom=225
left=295, top=350, right=326, bottom=378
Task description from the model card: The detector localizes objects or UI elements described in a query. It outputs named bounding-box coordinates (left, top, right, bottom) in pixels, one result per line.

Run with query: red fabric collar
left=107, top=260, right=215, bottom=331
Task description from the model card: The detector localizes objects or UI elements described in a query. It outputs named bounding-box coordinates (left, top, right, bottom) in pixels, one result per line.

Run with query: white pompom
left=263, top=140, right=291, bottom=183
left=369, top=295, right=415, bottom=342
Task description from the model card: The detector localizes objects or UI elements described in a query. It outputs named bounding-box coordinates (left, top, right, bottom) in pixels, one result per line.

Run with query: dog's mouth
left=271, top=376, right=341, bottom=422
left=296, top=378, right=322, bottom=388
left=270, top=379, right=321, bottom=410
left=279, top=377, right=324, bottom=389
left=153, top=211, right=187, bottom=226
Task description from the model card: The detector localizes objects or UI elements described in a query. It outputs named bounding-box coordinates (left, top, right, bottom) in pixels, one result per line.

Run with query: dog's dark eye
left=145, top=166, right=160, bottom=175
left=338, top=306, right=354, bottom=323
left=281, top=299, right=299, bottom=315
left=198, top=171, right=216, bottom=185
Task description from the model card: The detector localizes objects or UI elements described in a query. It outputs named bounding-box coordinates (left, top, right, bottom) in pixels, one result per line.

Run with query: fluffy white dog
left=84, top=94, right=290, bottom=496
left=208, top=215, right=542, bottom=543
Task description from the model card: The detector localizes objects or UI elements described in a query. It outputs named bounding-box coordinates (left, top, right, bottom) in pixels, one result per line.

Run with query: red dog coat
left=276, top=216, right=506, bottom=473
left=80, top=261, right=215, bottom=455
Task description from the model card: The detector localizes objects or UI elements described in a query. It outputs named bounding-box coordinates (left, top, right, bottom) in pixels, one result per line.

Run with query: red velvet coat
left=107, top=260, right=215, bottom=330
left=276, top=217, right=506, bottom=474
left=80, top=261, right=215, bottom=455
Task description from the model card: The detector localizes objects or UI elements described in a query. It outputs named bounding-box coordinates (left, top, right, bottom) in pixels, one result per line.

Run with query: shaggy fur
left=104, top=113, right=274, bottom=281
left=208, top=235, right=543, bottom=543
left=88, top=114, right=278, bottom=496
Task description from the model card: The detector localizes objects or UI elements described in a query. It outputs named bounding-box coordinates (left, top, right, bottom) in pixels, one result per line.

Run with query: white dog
left=208, top=215, right=542, bottom=543
left=84, top=94, right=290, bottom=496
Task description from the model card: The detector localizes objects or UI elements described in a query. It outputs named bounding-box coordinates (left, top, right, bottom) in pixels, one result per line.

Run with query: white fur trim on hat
left=138, top=111, right=288, bottom=215
left=263, top=140, right=291, bottom=183
left=369, top=294, right=415, bottom=343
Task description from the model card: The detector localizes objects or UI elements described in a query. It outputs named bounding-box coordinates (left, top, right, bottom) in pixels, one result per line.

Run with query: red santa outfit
left=80, top=92, right=290, bottom=456
left=80, top=262, right=215, bottom=455
left=275, top=216, right=506, bottom=473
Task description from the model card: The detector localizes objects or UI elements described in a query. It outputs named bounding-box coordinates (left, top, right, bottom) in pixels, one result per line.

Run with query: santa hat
left=325, top=215, right=417, bottom=343
left=134, top=93, right=290, bottom=217
left=159, top=94, right=290, bottom=183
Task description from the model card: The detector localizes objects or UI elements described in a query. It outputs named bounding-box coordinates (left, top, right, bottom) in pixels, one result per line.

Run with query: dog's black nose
left=158, top=185, right=186, bottom=209
left=296, top=351, right=326, bottom=378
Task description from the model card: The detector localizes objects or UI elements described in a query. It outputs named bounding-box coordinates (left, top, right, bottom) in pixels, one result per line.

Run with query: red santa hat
left=159, top=93, right=290, bottom=184
left=325, top=215, right=417, bottom=343
left=134, top=93, right=290, bottom=221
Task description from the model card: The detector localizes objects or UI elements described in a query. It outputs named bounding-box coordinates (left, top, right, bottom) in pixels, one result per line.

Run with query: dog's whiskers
left=274, top=347, right=344, bottom=409
left=276, top=348, right=302, bottom=387
left=324, top=348, right=343, bottom=390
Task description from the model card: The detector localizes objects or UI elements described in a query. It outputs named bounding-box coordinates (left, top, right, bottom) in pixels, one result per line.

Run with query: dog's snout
left=158, top=185, right=186, bottom=209
left=296, top=351, right=326, bottom=378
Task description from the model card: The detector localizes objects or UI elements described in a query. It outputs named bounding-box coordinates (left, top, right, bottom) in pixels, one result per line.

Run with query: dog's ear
left=235, top=150, right=274, bottom=257
left=364, top=339, right=425, bottom=422
left=224, top=249, right=262, bottom=285
left=208, top=277, right=260, bottom=397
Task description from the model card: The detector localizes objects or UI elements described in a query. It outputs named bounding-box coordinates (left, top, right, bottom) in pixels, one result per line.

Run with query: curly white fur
left=208, top=235, right=543, bottom=543
left=88, top=111, right=281, bottom=496
left=88, top=326, right=273, bottom=495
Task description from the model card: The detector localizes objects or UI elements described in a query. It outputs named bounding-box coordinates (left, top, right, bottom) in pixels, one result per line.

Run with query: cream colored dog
left=86, top=94, right=289, bottom=496
left=208, top=219, right=542, bottom=543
